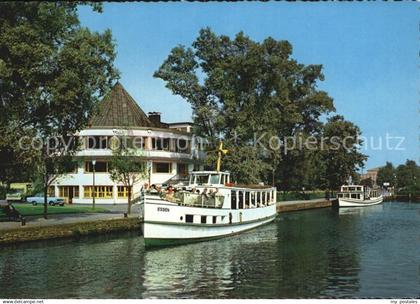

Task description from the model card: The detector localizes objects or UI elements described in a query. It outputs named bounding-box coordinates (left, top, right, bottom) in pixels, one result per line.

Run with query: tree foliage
left=376, top=161, right=396, bottom=187
left=0, top=2, right=119, bottom=217
left=155, top=28, right=366, bottom=189
left=395, top=160, right=420, bottom=194
left=109, top=143, right=148, bottom=214
left=319, top=115, right=367, bottom=191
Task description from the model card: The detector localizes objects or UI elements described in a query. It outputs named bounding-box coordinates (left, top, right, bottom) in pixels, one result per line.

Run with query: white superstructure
left=141, top=171, right=277, bottom=247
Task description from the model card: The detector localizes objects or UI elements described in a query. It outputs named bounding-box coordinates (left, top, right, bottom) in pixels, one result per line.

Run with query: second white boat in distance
left=337, top=184, right=383, bottom=207
left=140, top=169, right=277, bottom=248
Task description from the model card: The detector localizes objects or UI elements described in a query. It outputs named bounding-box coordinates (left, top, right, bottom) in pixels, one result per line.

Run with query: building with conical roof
left=52, top=82, right=205, bottom=204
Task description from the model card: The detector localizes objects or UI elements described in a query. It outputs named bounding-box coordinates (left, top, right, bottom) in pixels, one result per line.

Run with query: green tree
left=360, top=177, right=373, bottom=188
left=0, top=2, right=119, bottom=218
left=109, top=141, right=148, bottom=215
left=395, top=160, right=420, bottom=194
left=320, top=115, right=367, bottom=193
left=154, top=28, right=334, bottom=184
left=376, top=162, right=395, bottom=187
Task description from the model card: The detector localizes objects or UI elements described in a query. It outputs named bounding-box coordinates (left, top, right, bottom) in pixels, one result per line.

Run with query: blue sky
left=78, top=3, right=418, bottom=170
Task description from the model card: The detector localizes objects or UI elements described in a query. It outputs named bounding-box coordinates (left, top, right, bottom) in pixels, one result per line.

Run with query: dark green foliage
left=395, top=160, right=420, bottom=194
left=376, top=162, right=396, bottom=187
left=319, top=115, right=367, bottom=191
left=0, top=2, right=118, bottom=217
left=360, top=177, right=373, bottom=188
left=109, top=145, right=147, bottom=214
left=155, top=28, right=338, bottom=185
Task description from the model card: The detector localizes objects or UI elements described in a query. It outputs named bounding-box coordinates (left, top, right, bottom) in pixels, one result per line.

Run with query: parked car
left=26, top=194, right=65, bottom=206
left=5, top=182, right=33, bottom=202
left=6, top=189, right=24, bottom=202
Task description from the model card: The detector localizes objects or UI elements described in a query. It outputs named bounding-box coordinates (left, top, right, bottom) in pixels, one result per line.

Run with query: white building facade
left=51, top=82, right=206, bottom=204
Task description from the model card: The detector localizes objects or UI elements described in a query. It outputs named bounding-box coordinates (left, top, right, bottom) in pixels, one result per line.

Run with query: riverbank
left=0, top=214, right=141, bottom=245
left=276, top=198, right=333, bottom=213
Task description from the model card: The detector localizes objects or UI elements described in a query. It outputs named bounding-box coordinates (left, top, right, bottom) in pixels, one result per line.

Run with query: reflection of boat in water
left=141, top=223, right=278, bottom=298
left=337, top=185, right=383, bottom=207
left=140, top=170, right=277, bottom=248
left=338, top=204, right=384, bottom=215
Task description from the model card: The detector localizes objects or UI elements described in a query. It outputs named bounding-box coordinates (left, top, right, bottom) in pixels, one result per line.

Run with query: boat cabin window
left=201, top=216, right=207, bottom=224
left=231, top=190, right=237, bottom=209
left=186, top=214, right=194, bottom=223
left=238, top=191, right=244, bottom=209
left=209, top=174, right=220, bottom=185
left=245, top=192, right=250, bottom=207
left=196, top=175, right=209, bottom=185
left=351, top=194, right=358, bottom=199
left=212, top=216, right=217, bottom=224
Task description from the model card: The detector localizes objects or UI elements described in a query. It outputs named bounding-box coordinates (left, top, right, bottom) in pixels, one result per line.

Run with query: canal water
left=0, top=201, right=419, bottom=299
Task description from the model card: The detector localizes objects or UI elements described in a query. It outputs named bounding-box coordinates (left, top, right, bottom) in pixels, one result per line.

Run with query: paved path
left=0, top=208, right=140, bottom=231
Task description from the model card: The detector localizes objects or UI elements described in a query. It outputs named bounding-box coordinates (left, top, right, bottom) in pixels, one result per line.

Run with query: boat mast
left=216, top=141, right=229, bottom=172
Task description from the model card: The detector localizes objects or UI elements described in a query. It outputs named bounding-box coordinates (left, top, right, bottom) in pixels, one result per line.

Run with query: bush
left=0, top=185, right=7, bottom=200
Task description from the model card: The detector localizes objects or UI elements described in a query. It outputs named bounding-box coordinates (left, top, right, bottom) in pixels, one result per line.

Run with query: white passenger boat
left=140, top=170, right=277, bottom=248
left=337, top=185, right=383, bottom=207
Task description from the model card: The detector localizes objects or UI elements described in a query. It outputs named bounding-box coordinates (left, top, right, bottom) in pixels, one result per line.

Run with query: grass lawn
left=277, top=191, right=327, bottom=202
left=9, top=204, right=110, bottom=217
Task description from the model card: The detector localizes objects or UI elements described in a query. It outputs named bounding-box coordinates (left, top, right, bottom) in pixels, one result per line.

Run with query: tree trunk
left=43, top=171, right=48, bottom=219
left=127, top=186, right=132, bottom=215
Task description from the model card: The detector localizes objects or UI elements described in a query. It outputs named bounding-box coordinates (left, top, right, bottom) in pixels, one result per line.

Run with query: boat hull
left=338, top=195, right=383, bottom=207
left=143, top=215, right=276, bottom=247
left=141, top=197, right=277, bottom=248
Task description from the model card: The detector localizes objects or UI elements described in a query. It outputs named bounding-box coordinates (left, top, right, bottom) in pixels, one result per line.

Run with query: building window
left=201, top=216, right=207, bottom=224
left=86, top=136, right=109, bottom=149
left=48, top=186, right=55, bottom=197
left=186, top=214, right=193, bottom=223
left=175, top=139, right=190, bottom=153
left=85, top=161, right=108, bottom=173
left=130, top=136, right=147, bottom=150
left=177, top=163, right=188, bottom=177
left=62, top=161, right=78, bottom=174
left=59, top=186, right=79, bottom=198
left=84, top=186, right=113, bottom=198
left=152, top=137, right=170, bottom=151
left=117, top=186, right=132, bottom=198
left=153, top=162, right=172, bottom=173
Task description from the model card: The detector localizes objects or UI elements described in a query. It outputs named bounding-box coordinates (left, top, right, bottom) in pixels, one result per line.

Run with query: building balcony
left=76, top=148, right=205, bottom=161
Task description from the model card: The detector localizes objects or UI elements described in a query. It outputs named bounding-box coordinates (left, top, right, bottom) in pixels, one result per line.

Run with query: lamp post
left=92, top=160, right=96, bottom=210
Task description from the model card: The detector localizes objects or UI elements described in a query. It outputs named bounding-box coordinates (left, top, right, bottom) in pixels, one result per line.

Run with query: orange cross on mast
left=216, top=141, right=229, bottom=172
